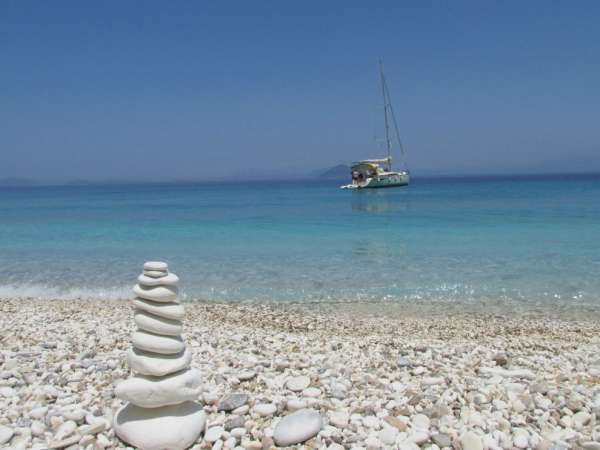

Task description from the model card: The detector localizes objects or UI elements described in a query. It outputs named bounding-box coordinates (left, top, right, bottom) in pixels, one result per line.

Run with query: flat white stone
left=513, top=428, right=529, bottom=449
left=0, top=386, right=16, bottom=397
left=49, top=435, right=81, bottom=448
left=479, top=367, right=535, bottom=379
left=55, top=420, right=77, bottom=440
left=230, top=428, right=246, bottom=439
left=422, top=376, right=445, bottom=386
left=253, top=403, right=277, bottom=417
left=411, top=430, right=430, bottom=445
left=205, top=426, right=224, bottom=443
left=237, top=370, right=256, bottom=381
left=0, top=425, right=14, bottom=445
left=273, top=408, right=323, bottom=447
left=132, top=298, right=185, bottom=321
left=115, top=368, right=202, bottom=408
left=232, top=404, right=249, bottom=415
left=133, top=284, right=179, bottom=303
left=128, top=347, right=192, bottom=376
left=138, top=272, right=179, bottom=287
left=31, top=421, right=45, bottom=437
left=303, top=387, right=321, bottom=397
left=460, top=431, right=484, bottom=450
left=144, top=270, right=168, bottom=278
left=573, top=411, right=592, bottom=427
left=79, top=421, right=105, bottom=436
left=28, top=407, right=47, bottom=420
left=380, top=427, right=399, bottom=445
left=134, top=310, right=182, bottom=336
left=132, top=331, right=184, bottom=355
left=411, top=414, right=430, bottom=430
left=286, top=375, right=310, bottom=392
left=581, top=442, right=600, bottom=450
left=328, top=410, right=349, bottom=428
left=363, top=416, right=380, bottom=429
left=286, top=398, right=307, bottom=411
left=365, top=436, right=383, bottom=449
left=114, top=401, right=205, bottom=450
left=143, top=261, right=168, bottom=271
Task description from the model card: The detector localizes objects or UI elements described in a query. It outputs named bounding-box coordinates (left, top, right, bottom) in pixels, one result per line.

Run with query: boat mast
left=379, top=59, right=392, bottom=170
left=380, top=59, right=409, bottom=173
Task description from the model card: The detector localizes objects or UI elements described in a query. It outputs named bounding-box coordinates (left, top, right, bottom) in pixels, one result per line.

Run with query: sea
left=1, top=174, right=600, bottom=313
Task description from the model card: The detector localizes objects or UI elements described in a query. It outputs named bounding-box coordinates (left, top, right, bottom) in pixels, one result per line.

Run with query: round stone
left=363, top=416, right=380, bottom=429
left=0, top=425, right=14, bottom=445
left=131, top=298, right=185, bottom=321
left=0, top=386, right=16, bottom=397
left=55, top=420, right=77, bottom=440
left=237, top=370, right=256, bottom=381
left=205, top=426, right=224, bottom=443
left=128, top=347, right=192, bottom=376
left=273, top=408, right=323, bottom=447
left=138, top=272, right=179, bottom=287
left=115, top=368, right=202, bottom=408
left=513, top=429, right=529, bottom=449
left=379, top=427, right=399, bottom=445
left=422, top=376, right=445, bottom=386
left=460, top=431, right=484, bottom=450
left=133, top=284, right=178, bottom=303
left=411, top=430, right=430, bottom=445
left=328, top=410, right=349, bottom=428
left=411, top=414, right=430, bottom=430
left=143, top=261, right=168, bottom=271
left=302, top=387, right=321, bottom=397
left=144, top=270, right=168, bottom=278
left=286, top=398, right=308, bottom=411
left=132, top=331, right=184, bottom=355
left=254, top=403, right=277, bottom=417
left=114, top=401, right=205, bottom=450
left=134, top=310, right=182, bottom=336
left=230, top=428, right=246, bottom=439
left=286, top=375, right=310, bottom=392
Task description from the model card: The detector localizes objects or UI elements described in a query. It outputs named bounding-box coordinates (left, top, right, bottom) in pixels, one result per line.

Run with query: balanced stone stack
left=113, top=261, right=206, bottom=450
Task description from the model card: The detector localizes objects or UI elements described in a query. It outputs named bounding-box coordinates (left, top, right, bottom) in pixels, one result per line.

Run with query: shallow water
left=1, top=174, right=599, bottom=310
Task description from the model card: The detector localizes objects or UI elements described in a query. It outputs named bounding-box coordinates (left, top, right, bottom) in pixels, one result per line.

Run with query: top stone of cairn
left=143, top=261, right=168, bottom=271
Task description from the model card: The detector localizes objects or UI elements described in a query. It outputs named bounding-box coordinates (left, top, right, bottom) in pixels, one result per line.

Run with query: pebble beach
left=1, top=297, right=600, bottom=450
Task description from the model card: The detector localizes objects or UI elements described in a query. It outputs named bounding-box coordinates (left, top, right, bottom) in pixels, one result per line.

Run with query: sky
left=1, top=1, right=600, bottom=183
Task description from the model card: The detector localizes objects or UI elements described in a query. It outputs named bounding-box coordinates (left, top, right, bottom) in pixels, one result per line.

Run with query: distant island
left=317, top=164, right=350, bottom=180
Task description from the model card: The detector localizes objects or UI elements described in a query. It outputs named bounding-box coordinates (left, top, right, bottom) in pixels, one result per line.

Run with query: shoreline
left=4, top=293, right=600, bottom=324
left=1, top=297, right=599, bottom=449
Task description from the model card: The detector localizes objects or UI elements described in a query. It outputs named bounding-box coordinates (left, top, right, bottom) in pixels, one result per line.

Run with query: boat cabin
left=350, top=158, right=392, bottom=183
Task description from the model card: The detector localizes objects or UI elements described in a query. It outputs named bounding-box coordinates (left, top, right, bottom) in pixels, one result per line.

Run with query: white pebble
left=205, top=426, right=224, bottom=443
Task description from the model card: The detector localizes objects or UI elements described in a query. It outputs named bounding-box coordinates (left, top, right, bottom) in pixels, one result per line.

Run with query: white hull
left=341, top=171, right=409, bottom=189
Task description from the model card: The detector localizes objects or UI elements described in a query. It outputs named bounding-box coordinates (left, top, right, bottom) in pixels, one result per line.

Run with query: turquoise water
left=1, top=175, right=599, bottom=308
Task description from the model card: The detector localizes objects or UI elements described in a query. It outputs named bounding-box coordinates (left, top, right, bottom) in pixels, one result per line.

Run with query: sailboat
left=341, top=60, right=410, bottom=189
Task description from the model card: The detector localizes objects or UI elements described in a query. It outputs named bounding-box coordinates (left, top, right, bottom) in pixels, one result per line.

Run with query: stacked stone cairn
left=113, top=261, right=206, bottom=450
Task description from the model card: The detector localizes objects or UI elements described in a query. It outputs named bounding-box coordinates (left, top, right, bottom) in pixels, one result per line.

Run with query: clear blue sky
left=1, top=1, right=599, bottom=182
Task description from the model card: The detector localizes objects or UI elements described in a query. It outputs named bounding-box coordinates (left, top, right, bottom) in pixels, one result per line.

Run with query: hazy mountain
left=317, top=164, right=350, bottom=180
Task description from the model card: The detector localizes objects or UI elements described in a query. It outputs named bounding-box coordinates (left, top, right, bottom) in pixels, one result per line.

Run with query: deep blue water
left=1, top=174, right=599, bottom=308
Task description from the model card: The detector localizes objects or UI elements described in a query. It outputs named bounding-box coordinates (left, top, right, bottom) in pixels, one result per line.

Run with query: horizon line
left=2, top=170, right=600, bottom=188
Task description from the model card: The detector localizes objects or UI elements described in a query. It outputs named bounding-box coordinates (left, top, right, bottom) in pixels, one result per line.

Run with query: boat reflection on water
left=350, top=189, right=410, bottom=214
